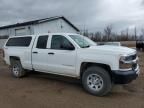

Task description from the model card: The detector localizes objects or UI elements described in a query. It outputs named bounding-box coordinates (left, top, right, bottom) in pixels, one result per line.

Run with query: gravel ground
left=0, top=51, right=144, bottom=108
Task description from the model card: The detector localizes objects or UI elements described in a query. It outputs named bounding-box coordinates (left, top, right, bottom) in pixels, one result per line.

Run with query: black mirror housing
left=61, top=44, right=75, bottom=50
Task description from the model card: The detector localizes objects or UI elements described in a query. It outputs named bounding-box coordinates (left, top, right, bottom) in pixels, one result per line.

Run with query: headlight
left=119, top=53, right=138, bottom=70
left=119, top=55, right=132, bottom=70
left=119, top=55, right=127, bottom=63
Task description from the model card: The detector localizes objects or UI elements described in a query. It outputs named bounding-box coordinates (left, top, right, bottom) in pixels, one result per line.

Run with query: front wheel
left=82, top=66, right=112, bottom=96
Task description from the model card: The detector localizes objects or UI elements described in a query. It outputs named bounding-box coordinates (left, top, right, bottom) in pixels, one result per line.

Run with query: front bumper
left=111, top=65, right=140, bottom=84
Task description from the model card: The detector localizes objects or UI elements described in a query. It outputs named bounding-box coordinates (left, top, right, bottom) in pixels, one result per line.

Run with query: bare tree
left=140, top=28, right=144, bottom=40
left=104, top=25, right=112, bottom=41
left=134, top=27, right=137, bottom=41
left=141, top=28, right=144, bottom=36
left=94, top=32, right=102, bottom=42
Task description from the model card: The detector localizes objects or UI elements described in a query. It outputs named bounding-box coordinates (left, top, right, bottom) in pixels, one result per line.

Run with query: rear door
left=32, top=35, right=49, bottom=72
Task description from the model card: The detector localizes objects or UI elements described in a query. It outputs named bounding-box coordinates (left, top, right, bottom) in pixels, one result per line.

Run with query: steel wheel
left=87, top=74, right=103, bottom=91
left=82, top=66, right=112, bottom=96
left=12, top=64, right=20, bottom=76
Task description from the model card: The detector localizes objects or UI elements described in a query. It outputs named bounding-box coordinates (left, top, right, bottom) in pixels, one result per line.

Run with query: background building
left=0, top=16, right=79, bottom=48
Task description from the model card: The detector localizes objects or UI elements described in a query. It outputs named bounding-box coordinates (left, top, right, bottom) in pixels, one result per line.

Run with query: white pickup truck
left=3, top=33, right=140, bottom=96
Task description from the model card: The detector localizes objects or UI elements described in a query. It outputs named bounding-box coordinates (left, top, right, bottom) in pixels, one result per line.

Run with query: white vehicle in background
left=3, top=33, right=140, bottom=96
left=97, top=42, right=121, bottom=46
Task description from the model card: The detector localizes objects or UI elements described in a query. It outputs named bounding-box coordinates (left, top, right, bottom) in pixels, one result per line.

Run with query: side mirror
left=67, top=45, right=75, bottom=50
left=61, top=43, right=75, bottom=50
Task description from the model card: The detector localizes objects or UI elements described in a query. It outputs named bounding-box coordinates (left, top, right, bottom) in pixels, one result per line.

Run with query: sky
left=0, top=0, right=144, bottom=34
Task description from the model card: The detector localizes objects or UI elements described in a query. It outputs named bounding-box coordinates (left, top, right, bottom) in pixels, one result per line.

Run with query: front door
left=47, top=35, right=77, bottom=76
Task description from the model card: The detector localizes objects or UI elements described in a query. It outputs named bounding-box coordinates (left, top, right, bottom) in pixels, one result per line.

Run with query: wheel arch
left=9, top=56, right=21, bottom=64
left=80, top=62, right=112, bottom=78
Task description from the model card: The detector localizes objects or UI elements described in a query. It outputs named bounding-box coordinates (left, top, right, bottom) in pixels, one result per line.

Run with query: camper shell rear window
left=6, top=37, right=32, bottom=47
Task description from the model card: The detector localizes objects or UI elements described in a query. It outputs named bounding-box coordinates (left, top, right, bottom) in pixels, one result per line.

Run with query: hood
left=87, top=45, right=136, bottom=55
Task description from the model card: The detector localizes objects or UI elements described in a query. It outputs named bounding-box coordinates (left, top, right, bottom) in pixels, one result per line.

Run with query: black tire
left=10, top=59, right=26, bottom=78
left=82, top=66, right=112, bottom=96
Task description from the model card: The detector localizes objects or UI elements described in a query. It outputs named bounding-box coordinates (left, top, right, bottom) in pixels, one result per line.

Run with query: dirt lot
left=121, top=41, right=136, bottom=47
left=0, top=51, right=144, bottom=108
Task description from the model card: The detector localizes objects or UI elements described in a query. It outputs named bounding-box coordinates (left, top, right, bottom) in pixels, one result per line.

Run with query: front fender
left=75, top=53, right=119, bottom=76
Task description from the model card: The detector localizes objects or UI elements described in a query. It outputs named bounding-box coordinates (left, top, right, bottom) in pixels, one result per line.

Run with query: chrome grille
left=132, top=63, right=137, bottom=70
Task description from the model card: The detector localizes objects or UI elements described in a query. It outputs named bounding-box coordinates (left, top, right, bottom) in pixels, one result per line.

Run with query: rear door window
left=36, top=35, right=48, bottom=49
left=6, top=37, right=32, bottom=47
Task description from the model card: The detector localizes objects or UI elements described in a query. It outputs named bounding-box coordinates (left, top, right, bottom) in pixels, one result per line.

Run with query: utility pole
left=83, top=24, right=86, bottom=36
left=134, top=27, right=137, bottom=41
left=126, top=28, right=129, bottom=38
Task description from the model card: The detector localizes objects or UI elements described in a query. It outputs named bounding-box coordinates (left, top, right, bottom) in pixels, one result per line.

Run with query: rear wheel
left=82, top=66, right=112, bottom=96
left=10, top=59, right=26, bottom=78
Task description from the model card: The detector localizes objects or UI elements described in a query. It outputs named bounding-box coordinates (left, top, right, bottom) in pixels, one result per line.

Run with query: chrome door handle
left=33, top=52, right=38, bottom=54
left=48, top=52, right=55, bottom=55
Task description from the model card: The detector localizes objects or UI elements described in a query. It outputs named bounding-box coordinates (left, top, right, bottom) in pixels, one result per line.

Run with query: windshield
left=69, top=35, right=96, bottom=48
